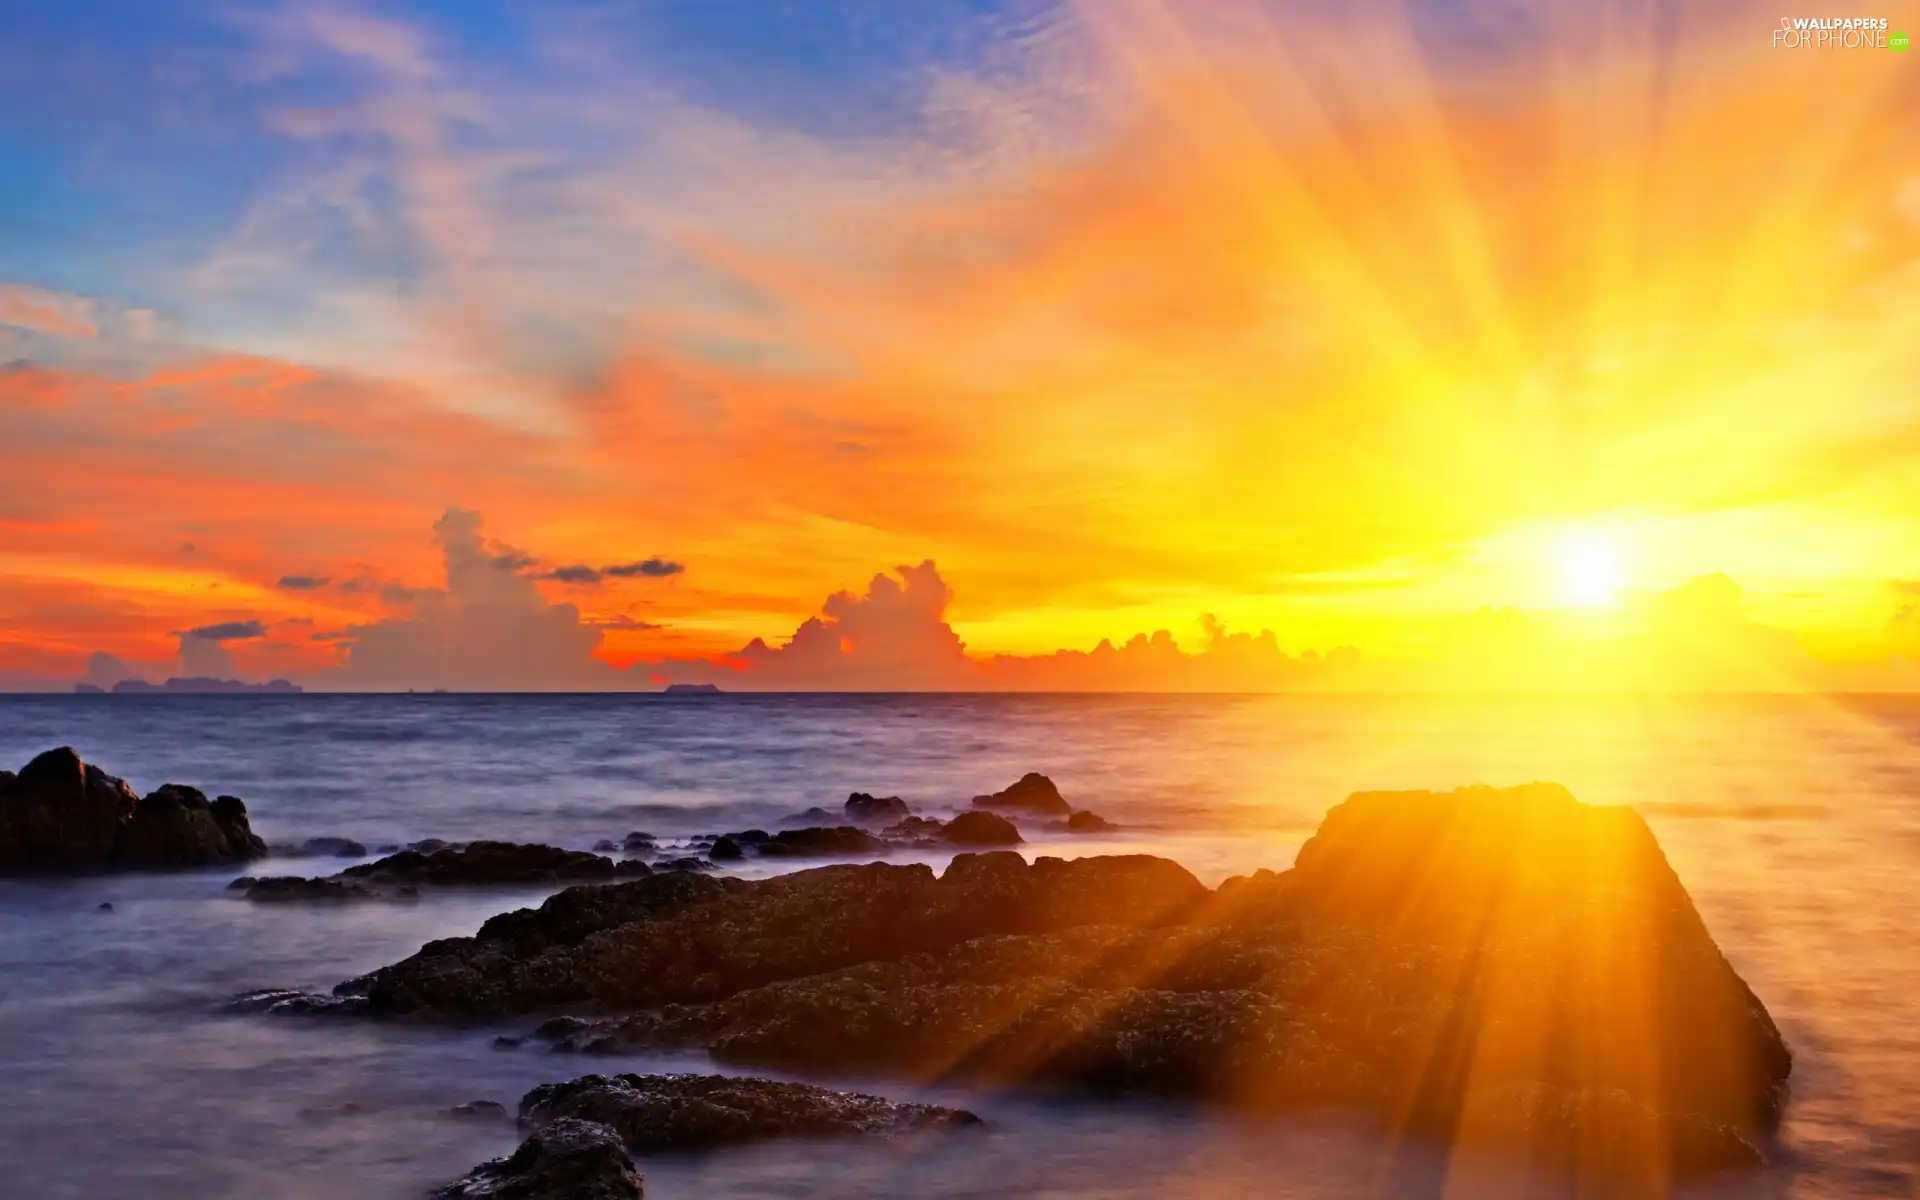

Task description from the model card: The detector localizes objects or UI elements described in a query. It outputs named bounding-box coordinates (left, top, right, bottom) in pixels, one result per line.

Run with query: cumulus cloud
left=82, top=651, right=138, bottom=689
left=169, top=619, right=268, bottom=679
left=321, top=507, right=613, bottom=690
left=632, top=562, right=1358, bottom=692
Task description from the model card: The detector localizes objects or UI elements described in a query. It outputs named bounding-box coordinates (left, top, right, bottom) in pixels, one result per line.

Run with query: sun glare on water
left=1556, top=533, right=1627, bottom=609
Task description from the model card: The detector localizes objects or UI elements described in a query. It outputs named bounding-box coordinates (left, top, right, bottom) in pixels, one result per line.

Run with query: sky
left=2, top=0, right=1919, bottom=691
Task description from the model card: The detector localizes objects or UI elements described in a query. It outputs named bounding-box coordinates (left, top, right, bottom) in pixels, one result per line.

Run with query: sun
left=1556, top=532, right=1627, bottom=608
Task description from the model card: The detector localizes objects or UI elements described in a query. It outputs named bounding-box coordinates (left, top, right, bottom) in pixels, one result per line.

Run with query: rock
left=330, top=854, right=1202, bottom=1019
left=97, top=901, right=114, bottom=912
left=536, top=787, right=1788, bottom=1179
left=708, top=836, right=744, bottom=861
left=942, top=811, right=1023, bottom=846
left=1067, top=810, right=1117, bottom=833
left=652, top=856, right=717, bottom=873
left=409, top=838, right=455, bottom=854
left=0, top=748, right=266, bottom=875
left=970, top=772, right=1070, bottom=816
left=882, top=816, right=945, bottom=840
left=225, top=987, right=365, bottom=1016
left=756, top=826, right=889, bottom=858
left=492, top=1035, right=525, bottom=1050
left=845, top=792, right=911, bottom=824
left=433, top=1118, right=643, bottom=1200
left=620, top=832, right=656, bottom=852
left=293, top=837, right=368, bottom=858
left=212, top=795, right=270, bottom=859
left=290, top=783, right=1786, bottom=1180
left=340, top=841, right=631, bottom=887
left=242, top=876, right=379, bottom=903
left=780, top=806, right=835, bottom=827
left=448, top=1099, right=508, bottom=1120
left=593, top=839, right=620, bottom=853
left=119, top=785, right=232, bottom=868
left=518, top=1073, right=980, bottom=1152
left=731, top=829, right=770, bottom=846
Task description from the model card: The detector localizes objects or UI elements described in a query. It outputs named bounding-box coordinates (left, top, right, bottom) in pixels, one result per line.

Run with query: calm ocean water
left=0, top=693, right=1915, bottom=1198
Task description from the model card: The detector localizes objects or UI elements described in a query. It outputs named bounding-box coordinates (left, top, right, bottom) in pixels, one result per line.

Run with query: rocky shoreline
left=6, top=747, right=1795, bottom=1195
left=242, top=784, right=1789, bottom=1192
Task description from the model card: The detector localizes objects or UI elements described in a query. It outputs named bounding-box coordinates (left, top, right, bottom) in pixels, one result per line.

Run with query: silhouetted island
left=661, top=683, right=723, bottom=696
left=94, top=677, right=304, bottom=695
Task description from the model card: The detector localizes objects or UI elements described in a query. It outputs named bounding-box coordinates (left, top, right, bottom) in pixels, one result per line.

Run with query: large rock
left=532, top=787, right=1785, bottom=1179
left=330, top=854, right=1205, bottom=1018
left=971, top=772, right=1070, bottom=815
left=291, top=783, right=1788, bottom=1180
left=519, top=1073, right=980, bottom=1151
left=0, top=748, right=266, bottom=874
left=433, top=1118, right=642, bottom=1200
left=756, top=825, right=889, bottom=858
left=942, top=810, right=1022, bottom=846
left=341, top=841, right=639, bottom=887
left=844, top=792, right=911, bottom=824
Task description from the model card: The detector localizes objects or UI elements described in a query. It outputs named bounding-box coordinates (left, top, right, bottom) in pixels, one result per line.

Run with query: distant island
left=661, top=683, right=724, bottom=696
left=77, top=677, right=304, bottom=695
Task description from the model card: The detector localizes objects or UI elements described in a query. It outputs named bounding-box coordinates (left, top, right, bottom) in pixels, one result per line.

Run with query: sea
left=0, top=693, right=1914, bottom=1199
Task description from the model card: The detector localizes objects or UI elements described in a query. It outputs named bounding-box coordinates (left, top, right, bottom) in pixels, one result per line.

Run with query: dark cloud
left=585, top=615, right=664, bottom=631
left=543, top=564, right=604, bottom=584
left=178, top=620, right=268, bottom=641
left=276, top=574, right=331, bottom=590
left=605, top=557, right=683, bottom=579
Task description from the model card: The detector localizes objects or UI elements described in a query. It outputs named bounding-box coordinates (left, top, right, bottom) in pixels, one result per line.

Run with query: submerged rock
left=520, top=1073, right=980, bottom=1152
left=970, top=772, right=1070, bottom=816
left=942, top=810, right=1022, bottom=845
left=844, top=792, right=911, bottom=824
left=707, top=836, right=744, bottom=861
left=448, top=1099, right=508, bottom=1120
left=240, top=843, right=651, bottom=901
left=1066, top=810, right=1118, bottom=833
left=289, top=837, right=369, bottom=858
left=341, top=841, right=641, bottom=887
left=240, top=876, right=379, bottom=903
left=756, top=825, right=890, bottom=858
left=0, top=747, right=267, bottom=875
left=433, top=1118, right=643, bottom=1200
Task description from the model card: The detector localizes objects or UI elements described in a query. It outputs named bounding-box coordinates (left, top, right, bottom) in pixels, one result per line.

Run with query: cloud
left=276, top=574, right=331, bottom=590
left=541, top=558, right=684, bottom=584
left=178, top=620, right=269, bottom=641
left=0, top=284, right=98, bottom=339
left=585, top=615, right=664, bottom=631
left=320, top=507, right=612, bottom=690
left=81, top=651, right=137, bottom=689
left=605, top=558, right=684, bottom=579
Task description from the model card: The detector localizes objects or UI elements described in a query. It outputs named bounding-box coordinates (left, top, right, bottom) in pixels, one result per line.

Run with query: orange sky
left=3, top=1, right=1919, bottom=691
